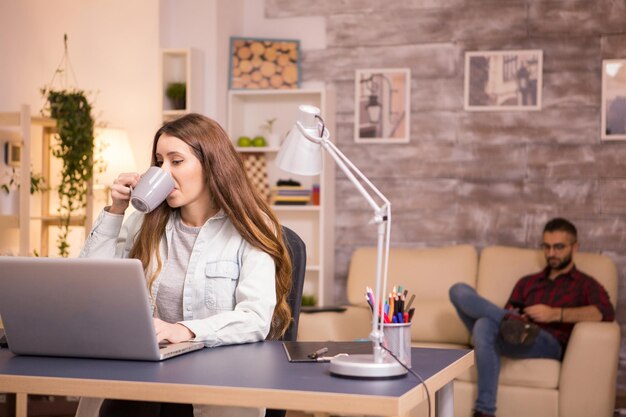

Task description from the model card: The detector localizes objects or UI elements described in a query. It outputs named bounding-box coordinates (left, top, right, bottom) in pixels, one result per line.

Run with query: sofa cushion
left=456, top=357, right=561, bottom=389
left=410, top=300, right=470, bottom=345
left=476, top=246, right=617, bottom=308
left=346, top=245, right=477, bottom=344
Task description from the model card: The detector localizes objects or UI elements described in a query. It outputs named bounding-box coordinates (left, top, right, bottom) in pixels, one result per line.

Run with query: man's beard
left=548, top=254, right=573, bottom=271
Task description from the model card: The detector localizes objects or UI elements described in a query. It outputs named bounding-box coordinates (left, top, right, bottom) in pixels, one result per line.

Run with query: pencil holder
left=383, top=322, right=412, bottom=368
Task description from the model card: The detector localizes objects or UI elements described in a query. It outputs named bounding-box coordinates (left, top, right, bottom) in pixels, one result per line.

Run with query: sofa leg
left=435, top=382, right=454, bottom=417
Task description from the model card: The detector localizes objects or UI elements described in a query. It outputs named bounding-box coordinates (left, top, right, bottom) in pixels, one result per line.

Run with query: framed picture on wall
left=228, top=37, right=301, bottom=90
left=464, top=50, right=543, bottom=111
left=3, top=141, right=20, bottom=167
left=601, top=59, right=626, bottom=140
left=354, top=68, right=411, bottom=143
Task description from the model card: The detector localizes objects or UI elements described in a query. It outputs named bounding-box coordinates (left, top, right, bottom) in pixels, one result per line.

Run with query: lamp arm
left=297, top=121, right=392, bottom=362
left=320, top=139, right=391, bottom=358
left=322, top=141, right=388, bottom=215
left=296, top=121, right=389, bottom=214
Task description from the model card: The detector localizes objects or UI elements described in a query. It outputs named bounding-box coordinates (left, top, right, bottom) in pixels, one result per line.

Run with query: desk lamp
left=276, top=105, right=406, bottom=378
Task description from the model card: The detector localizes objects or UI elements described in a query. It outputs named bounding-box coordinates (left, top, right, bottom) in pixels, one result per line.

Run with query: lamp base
left=329, top=354, right=407, bottom=378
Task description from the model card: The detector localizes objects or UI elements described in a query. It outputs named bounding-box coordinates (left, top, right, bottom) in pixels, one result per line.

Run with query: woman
left=79, top=113, right=292, bottom=417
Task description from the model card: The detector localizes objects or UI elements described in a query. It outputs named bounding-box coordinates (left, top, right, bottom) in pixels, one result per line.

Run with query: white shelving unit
left=161, top=48, right=200, bottom=122
left=0, top=107, right=93, bottom=258
left=228, top=88, right=335, bottom=306
left=0, top=105, right=31, bottom=256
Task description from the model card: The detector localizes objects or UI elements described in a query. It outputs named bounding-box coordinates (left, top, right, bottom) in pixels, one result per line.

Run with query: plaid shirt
left=505, top=265, right=615, bottom=349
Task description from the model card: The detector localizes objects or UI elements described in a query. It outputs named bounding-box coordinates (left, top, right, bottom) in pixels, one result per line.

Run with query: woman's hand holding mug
left=109, top=172, right=141, bottom=215
left=108, top=167, right=175, bottom=215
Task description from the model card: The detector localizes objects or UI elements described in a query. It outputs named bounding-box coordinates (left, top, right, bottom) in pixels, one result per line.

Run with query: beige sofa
left=298, top=245, right=620, bottom=417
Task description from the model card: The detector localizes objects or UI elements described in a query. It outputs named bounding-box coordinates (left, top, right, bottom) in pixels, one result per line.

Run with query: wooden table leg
left=15, top=393, right=27, bottom=417
left=435, top=382, right=453, bottom=417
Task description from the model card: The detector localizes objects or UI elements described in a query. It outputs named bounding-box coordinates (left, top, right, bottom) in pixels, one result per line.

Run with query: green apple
left=252, top=135, right=267, bottom=147
left=237, top=136, right=252, bottom=147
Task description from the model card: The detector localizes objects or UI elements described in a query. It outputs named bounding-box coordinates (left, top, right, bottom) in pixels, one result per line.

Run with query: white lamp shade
left=275, top=105, right=324, bottom=176
left=95, top=128, right=136, bottom=187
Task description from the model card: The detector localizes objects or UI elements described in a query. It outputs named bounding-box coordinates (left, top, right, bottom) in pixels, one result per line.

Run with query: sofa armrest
left=559, top=321, right=620, bottom=417
left=297, top=306, right=371, bottom=341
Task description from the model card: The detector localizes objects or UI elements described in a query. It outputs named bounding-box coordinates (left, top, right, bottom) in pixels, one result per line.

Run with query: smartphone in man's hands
left=509, top=300, right=526, bottom=313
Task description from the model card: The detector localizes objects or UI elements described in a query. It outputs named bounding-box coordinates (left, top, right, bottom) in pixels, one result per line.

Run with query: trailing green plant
left=0, top=168, right=47, bottom=195
left=42, top=88, right=95, bottom=257
left=0, top=168, right=17, bottom=194
left=30, top=172, right=47, bottom=194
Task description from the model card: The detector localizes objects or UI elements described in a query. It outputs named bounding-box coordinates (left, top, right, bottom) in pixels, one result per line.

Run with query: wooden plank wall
left=266, top=0, right=626, bottom=390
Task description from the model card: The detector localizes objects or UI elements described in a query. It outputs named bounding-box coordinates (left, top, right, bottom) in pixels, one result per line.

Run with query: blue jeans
left=449, top=283, right=562, bottom=415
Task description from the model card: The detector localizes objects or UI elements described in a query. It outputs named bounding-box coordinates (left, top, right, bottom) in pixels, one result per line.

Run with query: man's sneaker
left=499, top=313, right=540, bottom=346
left=473, top=410, right=495, bottom=417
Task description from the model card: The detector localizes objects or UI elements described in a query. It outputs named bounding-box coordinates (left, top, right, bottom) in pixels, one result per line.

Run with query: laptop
left=0, top=256, right=204, bottom=361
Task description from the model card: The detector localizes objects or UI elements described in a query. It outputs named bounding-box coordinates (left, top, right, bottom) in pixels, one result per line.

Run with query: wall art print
left=464, top=50, right=543, bottom=111
left=354, top=68, right=411, bottom=143
left=602, top=59, right=626, bottom=140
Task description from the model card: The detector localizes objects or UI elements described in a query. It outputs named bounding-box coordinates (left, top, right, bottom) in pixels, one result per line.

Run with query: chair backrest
left=281, top=226, right=307, bottom=342
left=265, top=227, right=306, bottom=417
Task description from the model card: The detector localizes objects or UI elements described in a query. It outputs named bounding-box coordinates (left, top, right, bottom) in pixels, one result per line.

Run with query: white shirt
left=155, top=213, right=201, bottom=323
left=80, top=208, right=277, bottom=347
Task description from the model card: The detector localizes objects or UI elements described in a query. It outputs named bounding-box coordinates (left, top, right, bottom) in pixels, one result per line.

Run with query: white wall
left=0, top=0, right=325, bottom=163
left=159, top=0, right=325, bottom=124
left=0, top=0, right=326, bottom=254
left=0, top=0, right=160, bottom=170
left=241, top=0, right=326, bottom=51
left=159, top=0, right=244, bottom=126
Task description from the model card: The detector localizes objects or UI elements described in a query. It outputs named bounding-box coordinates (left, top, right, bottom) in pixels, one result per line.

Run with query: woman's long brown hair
left=129, top=113, right=292, bottom=340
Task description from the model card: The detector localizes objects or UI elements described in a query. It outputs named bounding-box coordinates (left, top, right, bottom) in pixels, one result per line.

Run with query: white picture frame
left=464, top=49, right=543, bottom=111
left=601, top=59, right=626, bottom=141
left=354, top=68, right=411, bottom=143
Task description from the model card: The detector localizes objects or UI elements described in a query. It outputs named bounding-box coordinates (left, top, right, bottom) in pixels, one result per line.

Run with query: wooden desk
left=0, top=342, right=473, bottom=417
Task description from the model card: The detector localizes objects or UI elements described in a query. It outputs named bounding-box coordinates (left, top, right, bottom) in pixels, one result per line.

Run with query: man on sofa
left=449, top=217, right=615, bottom=417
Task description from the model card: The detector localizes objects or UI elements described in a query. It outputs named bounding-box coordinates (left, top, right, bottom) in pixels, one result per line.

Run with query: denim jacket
left=80, top=208, right=276, bottom=347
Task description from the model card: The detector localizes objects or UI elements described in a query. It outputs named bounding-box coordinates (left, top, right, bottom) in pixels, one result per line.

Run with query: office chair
left=280, top=226, right=307, bottom=342
left=265, top=226, right=306, bottom=417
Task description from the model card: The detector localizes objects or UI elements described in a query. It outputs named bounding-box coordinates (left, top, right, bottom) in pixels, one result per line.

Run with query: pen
left=408, top=307, right=415, bottom=322
left=316, top=353, right=348, bottom=362
left=405, top=294, right=416, bottom=311
left=308, top=347, right=329, bottom=359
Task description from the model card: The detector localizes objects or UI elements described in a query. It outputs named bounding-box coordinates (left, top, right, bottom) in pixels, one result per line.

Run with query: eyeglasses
left=540, top=242, right=575, bottom=251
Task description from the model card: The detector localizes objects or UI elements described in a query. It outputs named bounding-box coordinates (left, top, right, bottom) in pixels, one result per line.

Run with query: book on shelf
left=270, top=185, right=311, bottom=205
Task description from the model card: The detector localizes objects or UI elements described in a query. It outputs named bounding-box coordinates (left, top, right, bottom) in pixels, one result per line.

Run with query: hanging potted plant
left=36, top=35, right=96, bottom=257
left=42, top=88, right=95, bottom=257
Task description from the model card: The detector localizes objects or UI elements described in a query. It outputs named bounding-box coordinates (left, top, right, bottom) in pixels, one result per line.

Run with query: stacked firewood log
left=230, top=39, right=299, bottom=89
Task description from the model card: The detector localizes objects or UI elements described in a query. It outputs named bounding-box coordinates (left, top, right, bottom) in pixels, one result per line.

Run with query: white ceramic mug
left=130, top=166, right=175, bottom=213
